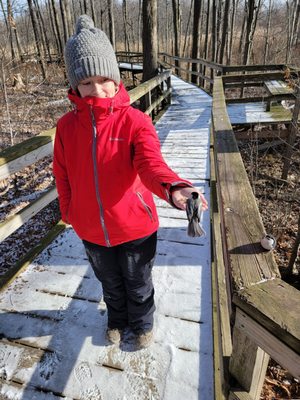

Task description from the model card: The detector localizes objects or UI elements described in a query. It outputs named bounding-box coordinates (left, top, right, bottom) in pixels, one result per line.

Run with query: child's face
left=77, top=76, right=118, bottom=98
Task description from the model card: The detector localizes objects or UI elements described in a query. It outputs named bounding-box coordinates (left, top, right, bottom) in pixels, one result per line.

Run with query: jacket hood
left=68, top=81, right=131, bottom=116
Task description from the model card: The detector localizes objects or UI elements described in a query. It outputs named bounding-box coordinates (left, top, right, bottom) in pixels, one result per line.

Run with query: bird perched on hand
left=186, top=192, right=206, bottom=237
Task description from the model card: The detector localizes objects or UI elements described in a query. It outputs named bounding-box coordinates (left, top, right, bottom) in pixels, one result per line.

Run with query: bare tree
left=227, top=0, right=238, bottom=64
left=107, top=0, right=116, bottom=49
left=263, top=0, right=272, bottom=64
left=90, top=0, right=96, bottom=25
left=138, top=0, right=142, bottom=52
left=172, top=0, right=182, bottom=60
left=50, top=0, right=63, bottom=60
left=211, top=0, right=217, bottom=62
left=242, top=0, right=257, bottom=65
left=191, top=0, right=202, bottom=84
left=123, top=0, right=130, bottom=52
left=183, top=0, right=193, bottom=57
left=65, top=0, right=74, bottom=37
left=59, top=0, right=69, bottom=44
left=33, top=0, right=51, bottom=61
left=142, top=0, right=158, bottom=81
left=219, top=0, right=230, bottom=64
left=27, top=0, right=47, bottom=79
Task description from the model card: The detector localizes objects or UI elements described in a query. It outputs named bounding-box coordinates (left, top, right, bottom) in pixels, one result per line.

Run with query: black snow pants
left=83, top=231, right=157, bottom=333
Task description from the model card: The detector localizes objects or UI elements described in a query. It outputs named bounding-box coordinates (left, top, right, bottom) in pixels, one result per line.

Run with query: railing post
left=167, top=75, right=171, bottom=105
left=281, top=84, right=300, bottom=180
left=229, top=309, right=270, bottom=400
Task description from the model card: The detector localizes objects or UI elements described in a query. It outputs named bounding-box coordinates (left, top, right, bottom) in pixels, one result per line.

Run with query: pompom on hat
left=64, top=15, right=120, bottom=90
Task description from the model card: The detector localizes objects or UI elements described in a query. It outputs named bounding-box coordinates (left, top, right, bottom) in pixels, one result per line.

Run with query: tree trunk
left=263, top=0, right=272, bottom=64
left=123, top=0, right=130, bottom=52
left=90, top=0, right=97, bottom=26
left=183, top=0, right=193, bottom=57
left=0, top=0, right=8, bottom=30
left=241, top=0, right=262, bottom=65
left=172, top=0, right=182, bottom=60
left=50, top=0, right=63, bottom=61
left=33, top=0, right=51, bottom=61
left=27, top=0, right=47, bottom=80
left=142, top=0, right=158, bottom=82
left=204, top=0, right=211, bottom=89
left=165, top=0, right=170, bottom=54
left=211, top=0, right=217, bottom=62
left=227, top=0, right=237, bottom=64
left=293, top=0, right=300, bottom=45
left=6, top=0, right=16, bottom=64
left=65, top=0, right=73, bottom=37
left=107, top=0, right=116, bottom=49
left=47, top=0, right=60, bottom=60
left=191, top=0, right=202, bottom=84
left=82, top=0, right=88, bottom=13
left=219, top=0, right=230, bottom=64
left=59, top=0, right=69, bottom=44
left=238, top=1, right=247, bottom=63
left=138, top=0, right=142, bottom=52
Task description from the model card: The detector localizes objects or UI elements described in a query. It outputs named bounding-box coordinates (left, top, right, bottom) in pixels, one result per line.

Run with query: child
left=53, top=15, right=208, bottom=349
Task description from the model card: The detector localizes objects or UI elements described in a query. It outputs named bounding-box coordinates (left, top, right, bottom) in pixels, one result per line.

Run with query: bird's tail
left=187, top=220, right=206, bottom=237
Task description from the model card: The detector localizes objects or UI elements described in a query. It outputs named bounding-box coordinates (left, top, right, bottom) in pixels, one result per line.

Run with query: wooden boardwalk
left=0, top=76, right=213, bottom=400
left=227, top=101, right=293, bottom=125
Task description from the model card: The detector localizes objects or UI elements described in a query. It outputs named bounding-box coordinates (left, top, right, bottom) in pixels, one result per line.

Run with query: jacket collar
left=68, top=82, right=131, bottom=119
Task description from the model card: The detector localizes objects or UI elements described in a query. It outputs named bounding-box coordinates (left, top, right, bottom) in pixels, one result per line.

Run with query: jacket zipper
left=90, top=107, right=111, bottom=247
left=136, top=192, right=154, bottom=221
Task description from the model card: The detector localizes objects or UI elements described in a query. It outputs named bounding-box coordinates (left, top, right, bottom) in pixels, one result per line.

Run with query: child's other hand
left=171, top=187, right=208, bottom=211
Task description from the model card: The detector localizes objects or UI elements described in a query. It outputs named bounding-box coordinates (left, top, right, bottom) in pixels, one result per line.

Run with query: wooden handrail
left=211, top=75, right=300, bottom=399
left=0, top=128, right=56, bottom=181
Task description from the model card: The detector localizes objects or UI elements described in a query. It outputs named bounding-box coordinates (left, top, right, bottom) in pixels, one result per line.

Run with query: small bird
left=186, top=192, right=206, bottom=237
left=260, top=234, right=276, bottom=251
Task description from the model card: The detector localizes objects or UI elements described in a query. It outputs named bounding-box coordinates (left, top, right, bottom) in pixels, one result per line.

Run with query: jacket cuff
left=161, top=181, right=193, bottom=209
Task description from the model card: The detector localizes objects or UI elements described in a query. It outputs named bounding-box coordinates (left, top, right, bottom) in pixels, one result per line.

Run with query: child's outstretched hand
left=171, top=187, right=208, bottom=211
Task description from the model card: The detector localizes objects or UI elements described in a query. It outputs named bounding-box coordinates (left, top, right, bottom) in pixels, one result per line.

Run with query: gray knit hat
left=64, top=15, right=120, bottom=90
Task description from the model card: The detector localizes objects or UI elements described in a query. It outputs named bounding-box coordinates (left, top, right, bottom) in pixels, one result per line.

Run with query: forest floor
left=0, top=63, right=299, bottom=399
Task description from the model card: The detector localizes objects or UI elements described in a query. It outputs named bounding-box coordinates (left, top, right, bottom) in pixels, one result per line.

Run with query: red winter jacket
left=53, top=82, right=192, bottom=247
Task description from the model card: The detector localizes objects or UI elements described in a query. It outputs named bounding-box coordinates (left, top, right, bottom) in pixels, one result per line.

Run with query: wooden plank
left=212, top=77, right=233, bottom=133
left=211, top=130, right=231, bottom=400
left=264, top=80, right=294, bottom=95
left=233, top=279, right=300, bottom=354
left=230, top=323, right=269, bottom=400
left=0, top=128, right=55, bottom=180
left=212, top=78, right=280, bottom=291
left=229, top=391, right=255, bottom=400
left=223, top=64, right=286, bottom=73
left=227, top=102, right=293, bottom=125
left=234, top=308, right=300, bottom=379
left=210, top=144, right=232, bottom=356
left=222, top=71, right=288, bottom=84
left=212, top=259, right=228, bottom=400
left=0, top=186, right=58, bottom=242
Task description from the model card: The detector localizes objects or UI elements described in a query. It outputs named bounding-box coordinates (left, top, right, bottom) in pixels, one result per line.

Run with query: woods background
left=0, top=0, right=300, bottom=81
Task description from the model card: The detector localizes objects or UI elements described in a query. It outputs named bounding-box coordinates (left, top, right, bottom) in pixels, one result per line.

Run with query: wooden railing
left=159, top=52, right=224, bottom=94
left=0, top=70, right=171, bottom=286
left=116, top=51, right=143, bottom=64
left=211, top=76, right=300, bottom=400
left=158, top=53, right=299, bottom=96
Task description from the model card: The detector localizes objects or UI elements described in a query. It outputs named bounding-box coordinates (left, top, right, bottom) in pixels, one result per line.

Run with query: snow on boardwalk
left=0, top=76, right=213, bottom=400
